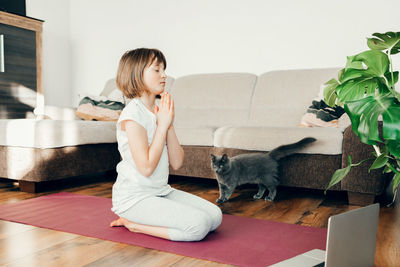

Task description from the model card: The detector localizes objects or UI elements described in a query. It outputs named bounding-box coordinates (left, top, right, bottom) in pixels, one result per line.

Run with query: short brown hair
left=116, top=48, right=166, bottom=98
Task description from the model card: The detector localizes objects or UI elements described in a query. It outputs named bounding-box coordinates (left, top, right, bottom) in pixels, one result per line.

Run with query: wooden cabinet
left=0, top=11, right=43, bottom=119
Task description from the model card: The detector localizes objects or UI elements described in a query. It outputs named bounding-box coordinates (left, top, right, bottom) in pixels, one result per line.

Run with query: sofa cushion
left=249, top=68, right=340, bottom=127
left=0, top=119, right=116, bottom=148
left=213, top=126, right=344, bottom=155
left=174, top=127, right=216, bottom=146
left=171, top=73, right=257, bottom=127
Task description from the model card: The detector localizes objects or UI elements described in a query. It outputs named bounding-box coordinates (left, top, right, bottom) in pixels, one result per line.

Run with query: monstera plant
left=323, top=31, right=400, bottom=203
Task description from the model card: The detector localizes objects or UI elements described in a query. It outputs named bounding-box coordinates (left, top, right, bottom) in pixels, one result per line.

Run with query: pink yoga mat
left=0, top=192, right=326, bottom=266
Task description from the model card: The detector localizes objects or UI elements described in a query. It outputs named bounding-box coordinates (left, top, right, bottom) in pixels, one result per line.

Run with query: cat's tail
left=268, top=137, right=316, bottom=160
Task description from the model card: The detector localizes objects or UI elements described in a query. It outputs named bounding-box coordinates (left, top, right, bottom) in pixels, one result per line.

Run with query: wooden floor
left=0, top=174, right=399, bottom=267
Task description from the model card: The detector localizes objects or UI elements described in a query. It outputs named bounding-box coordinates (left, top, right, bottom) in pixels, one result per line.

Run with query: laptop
left=270, top=203, right=380, bottom=267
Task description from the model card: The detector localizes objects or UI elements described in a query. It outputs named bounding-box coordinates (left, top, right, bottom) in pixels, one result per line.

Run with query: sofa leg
left=347, top=191, right=375, bottom=206
left=18, top=180, right=39, bottom=193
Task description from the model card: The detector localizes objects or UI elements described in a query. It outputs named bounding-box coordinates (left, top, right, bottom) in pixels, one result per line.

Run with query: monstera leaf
left=344, top=95, right=400, bottom=145
left=323, top=78, right=340, bottom=107
left=382, top=102, right=400, bottom=140
left=387, top=140, right=400, bottom=158
left=323, top=69, right=344, bottom=107
left=344, top=50, right=390, bottom=76
left=335, top=50, right=390, bottom=103
left=367, top=32, right=400, bottom=54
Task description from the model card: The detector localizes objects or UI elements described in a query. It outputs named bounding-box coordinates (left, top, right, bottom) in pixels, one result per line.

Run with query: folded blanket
left=299, top=100, right=345, bottom=128
left=76, top=96, right=125, bottom=121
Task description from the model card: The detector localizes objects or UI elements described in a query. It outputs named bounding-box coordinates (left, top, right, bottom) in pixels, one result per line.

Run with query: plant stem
left=387, top=182, right=399, bottom=207
left=373, top=145, right=381, bottom=156
left=373, top=145, right=400, bottom=174
left=384, top=161, right=400, bottom=207
left=382, top=74, right=398, bottom=98
left=386, top=161, right=400, bottom=174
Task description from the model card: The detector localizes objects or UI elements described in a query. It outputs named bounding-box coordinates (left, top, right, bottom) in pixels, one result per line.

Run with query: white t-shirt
left=111, top=98, right=174, bottom=215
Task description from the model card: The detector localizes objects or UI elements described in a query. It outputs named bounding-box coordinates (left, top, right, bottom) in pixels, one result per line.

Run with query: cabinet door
left=0, top=23, right=36, bottom=119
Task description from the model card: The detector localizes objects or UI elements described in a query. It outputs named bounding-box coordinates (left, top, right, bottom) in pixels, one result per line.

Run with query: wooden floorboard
left=0, top=174, right=399, bottom=267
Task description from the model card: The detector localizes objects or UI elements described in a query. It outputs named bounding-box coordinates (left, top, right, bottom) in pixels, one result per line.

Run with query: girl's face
left=143, top=60, right=166, bottom=96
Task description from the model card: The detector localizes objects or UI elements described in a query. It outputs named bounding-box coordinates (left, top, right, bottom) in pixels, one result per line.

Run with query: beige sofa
left=0, top=69, right=386, bottom=205
left=168, top=69, right=386, bottom=205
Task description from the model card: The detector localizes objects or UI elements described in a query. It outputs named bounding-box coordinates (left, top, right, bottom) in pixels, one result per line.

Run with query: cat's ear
left=222, top=154, right=228, bottom=162
left=211, top=154, right=216, bottom=162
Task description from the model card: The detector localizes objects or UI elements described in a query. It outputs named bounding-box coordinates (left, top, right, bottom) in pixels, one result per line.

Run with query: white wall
left=26, top=0, right=72, bottom=107
left=29, top=0, right=400, bottom=107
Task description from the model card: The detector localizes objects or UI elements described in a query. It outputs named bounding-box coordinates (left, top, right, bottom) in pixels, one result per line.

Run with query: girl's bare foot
left=110, top=217, right=124, bottom=227
left=110, top=217, right=138, bottom=232
left=110, top=217, right=171, bottom=240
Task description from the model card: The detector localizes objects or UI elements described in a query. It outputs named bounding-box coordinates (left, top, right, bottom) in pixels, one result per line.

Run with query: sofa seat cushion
left=213, top=126, right=344, bottom=155
left=174, top=127, right=216, bottom=146
left=0, top=119, right=116, bottom=149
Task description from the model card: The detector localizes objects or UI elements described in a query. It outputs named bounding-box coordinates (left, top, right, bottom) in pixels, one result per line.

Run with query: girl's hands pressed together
left=154, top=92, right=175, bottom=131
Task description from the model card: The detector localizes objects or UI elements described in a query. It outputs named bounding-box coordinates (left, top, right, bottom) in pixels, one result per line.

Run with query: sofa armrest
left=340, top=125, right=387, bottom=195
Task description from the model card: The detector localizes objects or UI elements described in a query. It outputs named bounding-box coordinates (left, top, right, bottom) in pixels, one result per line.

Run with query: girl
left=110, top=48, right=222, bottom=241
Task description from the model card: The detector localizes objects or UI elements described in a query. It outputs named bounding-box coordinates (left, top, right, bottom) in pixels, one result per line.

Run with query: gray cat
left=211, top=137, right=316, bottom=203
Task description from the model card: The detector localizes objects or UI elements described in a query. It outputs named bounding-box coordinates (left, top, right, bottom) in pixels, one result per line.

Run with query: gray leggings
left=119, top=189, right=223, bottom=241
